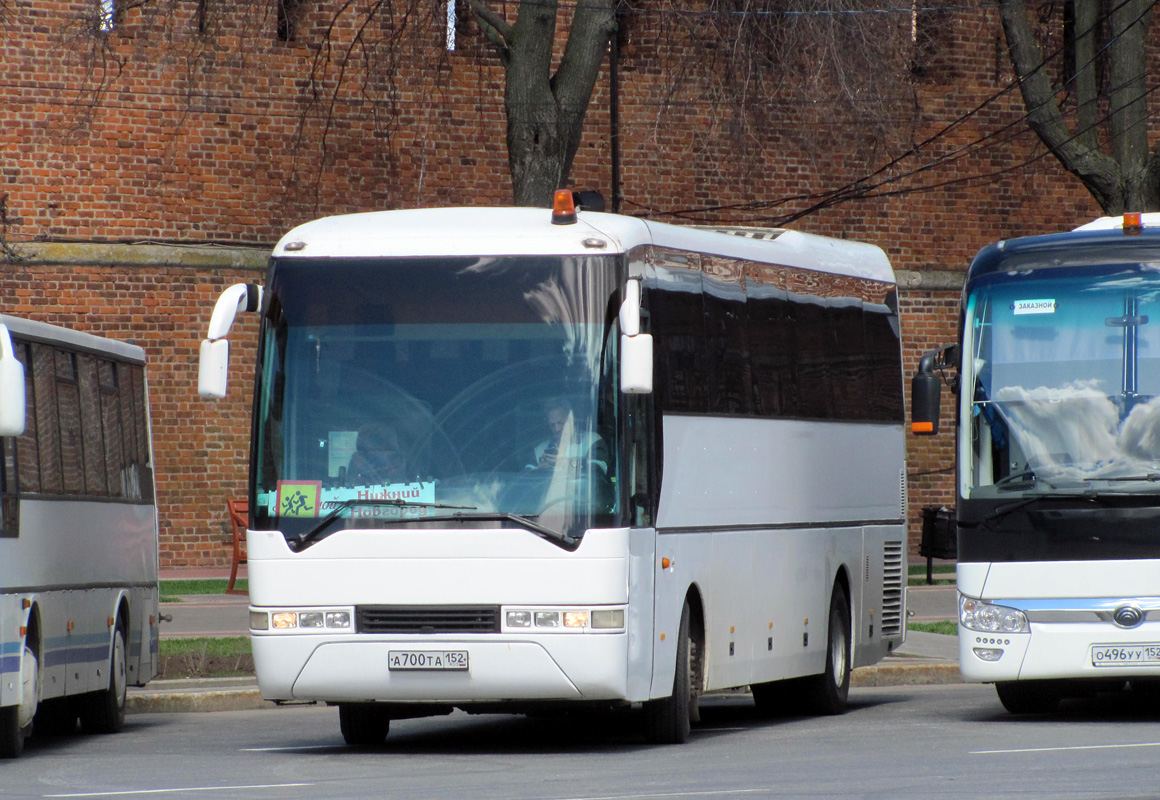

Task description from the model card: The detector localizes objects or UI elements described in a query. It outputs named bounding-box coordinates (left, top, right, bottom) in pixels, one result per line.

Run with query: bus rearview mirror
left=911, top=371, right=941, bottom=435
left=199, top=338, right=230, bottom=399
left=621, top=333, right=653, bottom=394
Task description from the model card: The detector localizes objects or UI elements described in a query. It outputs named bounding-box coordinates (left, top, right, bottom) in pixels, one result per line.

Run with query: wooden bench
left=226, top=498, right=248, bottom=595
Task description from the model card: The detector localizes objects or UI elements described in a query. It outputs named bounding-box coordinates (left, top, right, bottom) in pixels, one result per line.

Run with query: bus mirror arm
left=199, top=283, right=262, bottom=400
left=619, top=279, right=653, bottom=394
left=207, top=283, right=262, bottom=341
left=911, top=343, right=958, bottom=436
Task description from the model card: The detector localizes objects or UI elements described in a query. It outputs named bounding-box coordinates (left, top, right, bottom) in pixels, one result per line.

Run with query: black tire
left=339, top=703, right=391, bottom=746
left=0, top=642, right=38, bottom=758
left=800, top=584, right=851, bottom=716
left=0, top=706, right=22, bottom=759
left=80, top=619, right=127, bottom=734
left=996, top=680, right=1061, bottom=714
left=751, top=677, right=805, bottom=717
left=34, top=698, right=79, bottom=736
left=643, top=600, right=696, bottom=744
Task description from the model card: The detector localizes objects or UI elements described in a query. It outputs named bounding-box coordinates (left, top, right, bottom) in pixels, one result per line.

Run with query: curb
left=126, top=662, right=963, bottom=715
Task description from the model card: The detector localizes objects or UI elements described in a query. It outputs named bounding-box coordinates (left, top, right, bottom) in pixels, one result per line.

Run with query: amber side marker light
left=912, top=421, right=935, bottom=434
left=552, top=189, right=577, bottom=225
left=1124, top=212, right=1144, bottom=235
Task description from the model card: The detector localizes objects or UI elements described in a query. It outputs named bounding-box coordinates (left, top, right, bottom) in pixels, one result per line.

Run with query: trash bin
left=919, top=506, right=956, bottom=584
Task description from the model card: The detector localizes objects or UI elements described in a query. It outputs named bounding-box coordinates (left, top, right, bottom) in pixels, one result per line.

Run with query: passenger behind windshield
left=347, top=422, right=408, bottom=485
left=528, top=398, right=609, bottom=475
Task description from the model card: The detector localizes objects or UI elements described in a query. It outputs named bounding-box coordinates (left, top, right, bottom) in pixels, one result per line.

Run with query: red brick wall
left=0, top=2, right=1121, bottom=564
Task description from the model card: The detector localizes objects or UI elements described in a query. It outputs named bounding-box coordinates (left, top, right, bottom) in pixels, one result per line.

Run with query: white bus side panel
left=656, top=416, right=905, bottom=530
left=0, top=499, right=158, bottom=705
left=652, top=416, right=906, bottom=697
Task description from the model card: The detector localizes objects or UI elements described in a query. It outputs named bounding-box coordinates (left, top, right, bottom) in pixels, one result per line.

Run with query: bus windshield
left=962, top=264, right=1160, bottom=496
left=252, top=255, right=622, bottom=546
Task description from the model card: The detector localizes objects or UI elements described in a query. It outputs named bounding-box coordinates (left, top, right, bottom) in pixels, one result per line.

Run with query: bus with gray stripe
left=200, top=194, right=907, bottom=744
left=0, top=316, right=158, bottom=757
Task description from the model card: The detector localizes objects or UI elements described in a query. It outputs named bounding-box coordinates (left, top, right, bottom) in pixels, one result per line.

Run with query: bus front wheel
left=339, top=703, right=390, bottom=746
left=995, top=680, right=1061, bottom=714
left=0, top=643, right=38, bottom=758
left=643, top=600, right=697, bottom=744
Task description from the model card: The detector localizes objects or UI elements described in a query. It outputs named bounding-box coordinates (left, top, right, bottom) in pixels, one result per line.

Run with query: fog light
left=272, top=612, right=297, bottom=629
left=973, top=647, right=1004, bottom=662
left=299, top=612, right=324, bottom=628
left=250, top=610, right=269, bottom=631
left=506, top=610, right=532, bottom=628
left=591, top=609, right=624, bottom=629
left=535, top=611, right=561, bottom=628
left=326, top=611, right=351, bottom=628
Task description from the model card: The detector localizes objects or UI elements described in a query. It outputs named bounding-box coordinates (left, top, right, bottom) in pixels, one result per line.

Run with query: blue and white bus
left=201, top=194, right=908, bottom=744
left=0, top=316, right=159, bottom=757
left=914, top=213, right=1160, bottom=713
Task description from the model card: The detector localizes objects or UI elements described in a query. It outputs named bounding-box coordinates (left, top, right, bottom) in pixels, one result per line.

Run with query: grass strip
left=907, top=620, right=956, bottom=636
left=159, top=578, right=247, bottom=598
left=160, top=637, right=251, bottom=657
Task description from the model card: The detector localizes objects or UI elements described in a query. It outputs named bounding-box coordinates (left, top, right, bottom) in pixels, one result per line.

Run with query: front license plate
left=388, top=650, right=469, bottom=671
left=1091, top=644, right=1160, bottom=667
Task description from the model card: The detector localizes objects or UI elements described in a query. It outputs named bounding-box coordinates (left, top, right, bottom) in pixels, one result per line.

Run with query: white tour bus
left=913, top=213, right=1160, bottom=713
left=0, top=316, right=159, bottom=757
left=200, top=194, right=907, bottom=744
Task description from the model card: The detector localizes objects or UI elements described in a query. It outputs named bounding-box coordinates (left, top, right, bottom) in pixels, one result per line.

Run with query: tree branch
left=466, top=0, right=513, bottom=57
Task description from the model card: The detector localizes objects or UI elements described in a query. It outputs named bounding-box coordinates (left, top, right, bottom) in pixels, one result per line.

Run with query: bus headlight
left=254, top=607, right=354, bottom=632
left=502, top=606, right=625, bottom=633
left=960, top=596, right=1028, bottom=633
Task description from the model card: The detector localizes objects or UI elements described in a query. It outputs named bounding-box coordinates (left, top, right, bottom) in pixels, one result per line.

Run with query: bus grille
left=356, top=605, right=501, bottom=634
left=881, top=541, right=904, bottom=636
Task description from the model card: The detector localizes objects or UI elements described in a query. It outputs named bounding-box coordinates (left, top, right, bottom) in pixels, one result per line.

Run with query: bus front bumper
left=252, top=632, right=633, bottom=705
left=959, top=621, right=1160, bottom=682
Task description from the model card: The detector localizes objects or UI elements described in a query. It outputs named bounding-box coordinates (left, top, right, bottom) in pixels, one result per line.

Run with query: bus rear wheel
left=643, top=600, right=697, bottom=744
left=799, top=583, right=851, bottom=716
left=80, top=619, right=127, bottom=734
left=339, top=703, right=391, bottom=746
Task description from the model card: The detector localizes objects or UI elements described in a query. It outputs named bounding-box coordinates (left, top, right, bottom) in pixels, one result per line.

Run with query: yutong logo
left=1112, top=605, right=1144, bottom=628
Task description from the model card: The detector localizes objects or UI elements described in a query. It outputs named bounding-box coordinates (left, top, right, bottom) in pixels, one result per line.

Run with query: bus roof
left=0, top=315, right=146, bottom=364
left=967, top=225, right=1160, bottom=284
left=272, top=207, right=895, bottom=284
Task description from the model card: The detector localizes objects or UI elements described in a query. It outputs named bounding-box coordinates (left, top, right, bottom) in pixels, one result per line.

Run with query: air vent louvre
left=881, top=541, right=904, bottom=636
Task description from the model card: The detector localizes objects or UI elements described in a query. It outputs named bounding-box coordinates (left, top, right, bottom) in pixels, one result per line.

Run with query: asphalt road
left=8, top=683, right=1160, bottom=799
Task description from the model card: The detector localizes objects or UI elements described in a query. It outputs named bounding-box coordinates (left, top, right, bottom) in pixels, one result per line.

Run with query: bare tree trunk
left=470, top=0, right=615, bottom=207
left=999, top=0, right=1160, bottom=214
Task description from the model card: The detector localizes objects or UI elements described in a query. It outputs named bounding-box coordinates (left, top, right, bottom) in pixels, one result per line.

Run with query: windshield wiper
left=447, top=511, right=580, bottom=551
left=983, top=490, right=1109, bottom=526
left=295, top=498, right=478, bottom=549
